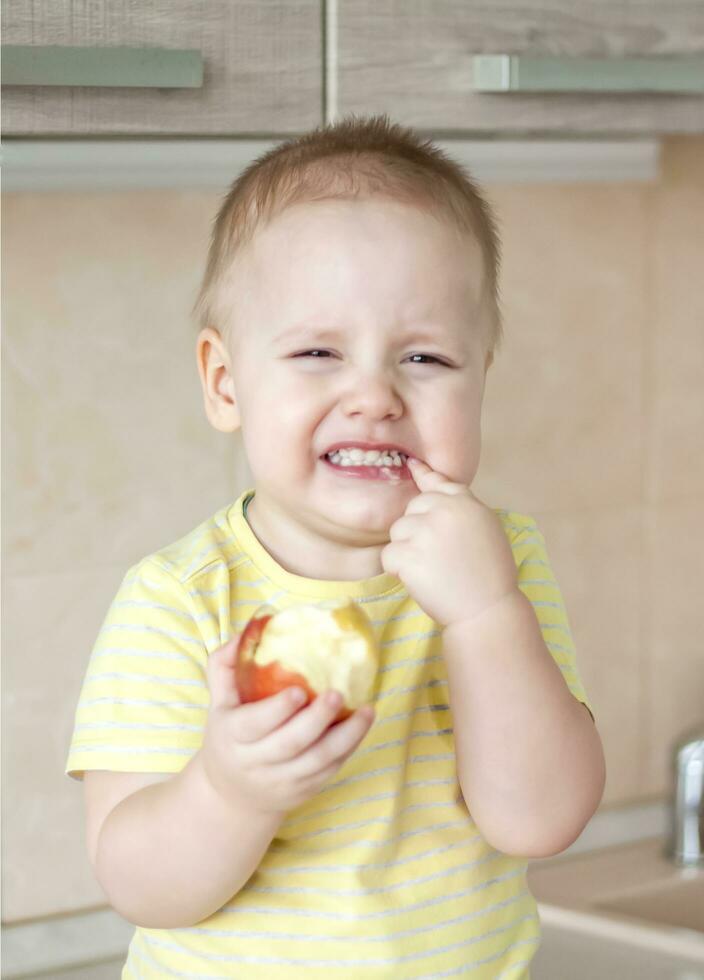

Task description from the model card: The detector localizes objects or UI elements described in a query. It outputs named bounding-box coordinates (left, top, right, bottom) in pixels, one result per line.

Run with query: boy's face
left=198, top=196, right=493, bottom=579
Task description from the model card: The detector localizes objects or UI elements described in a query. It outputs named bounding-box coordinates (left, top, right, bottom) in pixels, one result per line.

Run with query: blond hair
left=191, top=113, right=503, bottom=355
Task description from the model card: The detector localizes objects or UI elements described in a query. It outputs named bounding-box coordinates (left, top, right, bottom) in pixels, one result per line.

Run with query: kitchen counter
left=528, top=836, right=704, bottom=979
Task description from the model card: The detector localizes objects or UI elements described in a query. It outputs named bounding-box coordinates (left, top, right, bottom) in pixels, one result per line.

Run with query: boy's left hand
left=380, top=457, right=520, bottom=628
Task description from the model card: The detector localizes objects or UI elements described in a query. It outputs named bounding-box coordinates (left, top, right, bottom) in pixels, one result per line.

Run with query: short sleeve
left=511, top=518, right=595, bottom=722
left=65, top=558, right=209, bottom=780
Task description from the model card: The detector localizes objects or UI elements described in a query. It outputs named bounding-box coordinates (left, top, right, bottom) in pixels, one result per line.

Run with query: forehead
left=223, top=198, right=483, bottom=336
left=252, top=196, right=480, bottom=266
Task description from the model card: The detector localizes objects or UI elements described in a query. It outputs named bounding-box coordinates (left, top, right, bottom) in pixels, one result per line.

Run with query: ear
left=196, top=327, right=241, bottom=433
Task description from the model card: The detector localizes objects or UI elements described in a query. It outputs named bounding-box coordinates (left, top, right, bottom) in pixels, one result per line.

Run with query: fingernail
left=290, top=688, right=306, bottom=704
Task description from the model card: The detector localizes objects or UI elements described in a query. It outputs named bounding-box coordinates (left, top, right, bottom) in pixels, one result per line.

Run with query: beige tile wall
left=2, top=138, right=702, bottom=921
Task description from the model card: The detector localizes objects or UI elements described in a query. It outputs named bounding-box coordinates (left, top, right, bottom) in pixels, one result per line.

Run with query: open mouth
left=321, top=449, right=412, bottom=481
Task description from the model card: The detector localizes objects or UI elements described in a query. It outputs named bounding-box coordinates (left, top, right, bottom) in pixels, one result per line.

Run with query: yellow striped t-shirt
left=66, top=487, right=593, bottom=979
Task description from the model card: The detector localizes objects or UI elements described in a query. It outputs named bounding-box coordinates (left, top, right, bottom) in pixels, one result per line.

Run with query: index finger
left=206, top=636, right=241, bottom=712
left=407, top=457, right=472, bottom=496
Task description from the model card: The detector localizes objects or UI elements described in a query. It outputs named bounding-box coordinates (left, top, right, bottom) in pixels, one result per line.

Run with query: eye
left=407, top=353, right=448, bottom=366
left=292, top=350, right=450, bottom=366
left=295, top=349, right=333, bottom=358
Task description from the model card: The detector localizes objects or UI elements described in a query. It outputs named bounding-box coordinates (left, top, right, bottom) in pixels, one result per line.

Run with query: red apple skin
left=234, top=610, right=354, bottom=724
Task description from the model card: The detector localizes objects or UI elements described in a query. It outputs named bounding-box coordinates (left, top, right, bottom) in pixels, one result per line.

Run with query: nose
left=339, top=369, right=403, bottom=420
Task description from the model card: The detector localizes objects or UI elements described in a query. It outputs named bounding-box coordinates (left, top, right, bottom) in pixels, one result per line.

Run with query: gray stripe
left=527, top=599, right=564, bottom=611
left=79, top=696, right=206, bottom=711
left=280, top=780, right=467, bottom=829
left=131, top=942, right=230, bottom=980
left=536, top=622, right=570, bottom=635
left=376, top=702, right=450, bottom=728
left=191, top=576, right=412, bottom=602
left=545, top=639, right=575, bottom=655
left=375, top=677, right=447, bottom=704
left=355, top=728, right=454, bottom=762
left=379, top=628, right=441, bottom=646
left=503, top=523, right=538, bottom=535
left=411, top=938, right=539, bottom=980
left=376, top=608, right=428, bottom=624
left=249, top=851, right=503, bottom=898
left=88, top=641, right=566, bottom=680
left=229, top=596, right=273, bottom=608
left=142, top=908, right=537, bottom=968
left=71, top=744, right=192, bottom=757
left=378, top=652, right=442, bottom=675
left=273, top=813, right=469, bottom=854
left=512, top=535, right=543, bottom=547
left=113, top=598, right=198, bottom=618
left=185, top=888, right=530, bottom=943
left=317, top=767, right=453, bottom=798
left=100, top=623, right=204, bottom=646
left=74, top=720, right=203, bottom=734
left=86, top=672, right=204, bottom=687
left=260, top=834, right=479, bottom=876
left=152, top=553, right=179, bottom=572
left=257, top=579, right=410, bottom=607
left=274, top=798, right=458, bottom=844
left=190, top=576, right=267, bottom=597
left=183, top=539, right=237, bottom=579
left=357, top=735, right=454, bottom=761
left=227, top=866, right=525, bottom=920
left=130, top=934, right=538, bottom=980
left=225, top=595, right=418, bottom=622
left=495, top=956, right=536, bottom=980
left=92, top=647, right=193, bottom=663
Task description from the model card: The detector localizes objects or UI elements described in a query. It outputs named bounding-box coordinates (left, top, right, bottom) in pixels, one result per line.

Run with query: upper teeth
left=327, top=447, right=407, bottom=467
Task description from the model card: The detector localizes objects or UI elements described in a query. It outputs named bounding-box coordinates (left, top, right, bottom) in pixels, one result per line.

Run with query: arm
left=88, top=751, right=284, bottom=929
left=442, top=589, right=606, bottom=859
left=86, top=638, right=375, bottom=930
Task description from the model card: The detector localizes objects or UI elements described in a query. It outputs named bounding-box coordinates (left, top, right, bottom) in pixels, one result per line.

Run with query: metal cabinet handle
left=1, top=45, right=203, bottom=88
left=472, top=55, right=704, bottom=93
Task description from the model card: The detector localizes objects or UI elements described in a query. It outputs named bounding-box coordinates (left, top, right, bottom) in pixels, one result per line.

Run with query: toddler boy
left=67, top=113, right=605, bottom=979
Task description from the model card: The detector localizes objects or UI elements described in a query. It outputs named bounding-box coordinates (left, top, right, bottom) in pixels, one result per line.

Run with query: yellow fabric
left=66, top=488, right=593, bottom=979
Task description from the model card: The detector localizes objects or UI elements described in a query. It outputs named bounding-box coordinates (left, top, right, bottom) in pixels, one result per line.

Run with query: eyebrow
left=272, top=323, right=460, bottom=346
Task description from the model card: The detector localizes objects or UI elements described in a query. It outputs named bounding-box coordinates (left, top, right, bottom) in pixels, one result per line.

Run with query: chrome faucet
left=667, top=725, right=704, bottom=867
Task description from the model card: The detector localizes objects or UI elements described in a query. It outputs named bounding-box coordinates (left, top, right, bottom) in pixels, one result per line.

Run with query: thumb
left=206, top=635, right=242, bottom=712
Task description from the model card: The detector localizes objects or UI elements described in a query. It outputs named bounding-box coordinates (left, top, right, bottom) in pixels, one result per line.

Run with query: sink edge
left=537, top=902, right=704, bottom=962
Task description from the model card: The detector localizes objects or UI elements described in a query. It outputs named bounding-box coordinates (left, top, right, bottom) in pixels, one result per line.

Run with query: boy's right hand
left=200, top=635, right=376, bottom=816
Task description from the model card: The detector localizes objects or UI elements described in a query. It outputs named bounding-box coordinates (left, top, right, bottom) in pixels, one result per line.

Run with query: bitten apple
left=234, top=598, right=379, bottom=723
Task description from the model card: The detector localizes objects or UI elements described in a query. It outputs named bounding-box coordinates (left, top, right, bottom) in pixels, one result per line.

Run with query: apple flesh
left=234, top=598, right=379, bottom=723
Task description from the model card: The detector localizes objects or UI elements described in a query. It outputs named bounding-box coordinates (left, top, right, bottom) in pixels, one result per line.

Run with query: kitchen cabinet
left=335, top=1, right=704, bottom=135
left=1, top=0, right=321, bottom=136
left=5, top=2, right=703, bottom=139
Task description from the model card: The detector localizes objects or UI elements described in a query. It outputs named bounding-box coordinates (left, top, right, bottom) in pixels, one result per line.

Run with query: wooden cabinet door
left=2, top=0, right=321, bottom=136
left=335, top=1, right=704, bottom=135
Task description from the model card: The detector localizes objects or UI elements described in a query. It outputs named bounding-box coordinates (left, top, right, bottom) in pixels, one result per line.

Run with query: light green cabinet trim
left=473, top=55, right=704, bottom=94
left=1, top=44, right=203, bottom=88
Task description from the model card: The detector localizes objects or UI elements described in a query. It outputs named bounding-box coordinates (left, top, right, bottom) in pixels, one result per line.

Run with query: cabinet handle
left=1, top=45, right=203, bottom=88
left=472, top=55, right=704, bottom=93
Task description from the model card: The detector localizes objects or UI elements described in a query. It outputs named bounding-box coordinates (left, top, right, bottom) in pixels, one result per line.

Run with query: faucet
left=667, top=725, right=704, bottom=867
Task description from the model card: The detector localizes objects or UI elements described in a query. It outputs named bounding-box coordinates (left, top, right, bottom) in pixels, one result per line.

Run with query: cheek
left=242, top=390, right=321, bottom=468
left=426, top=387, right=481, bottom=437
left=427, top=394, right=483, bottom=476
